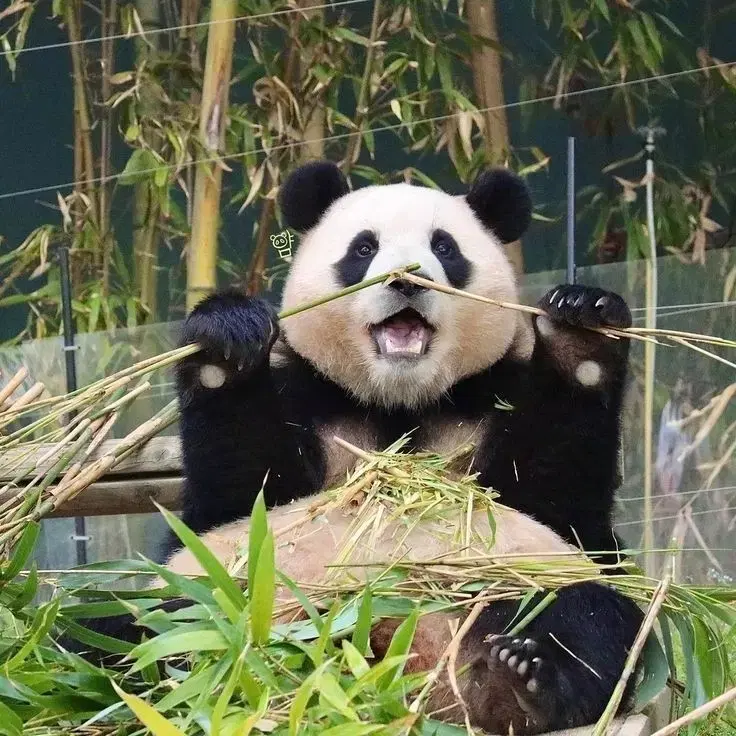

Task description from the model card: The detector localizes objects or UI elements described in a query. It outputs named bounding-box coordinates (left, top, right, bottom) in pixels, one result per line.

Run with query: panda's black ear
left=465, top=168, right=532, bottom=244
left=278, top=160, right=350, bottom=233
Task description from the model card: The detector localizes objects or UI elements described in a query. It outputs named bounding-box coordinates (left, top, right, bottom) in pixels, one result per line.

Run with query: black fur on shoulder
left=466, top=168, right=533, bottom=244
left=278, top=160, right=350, bottom=233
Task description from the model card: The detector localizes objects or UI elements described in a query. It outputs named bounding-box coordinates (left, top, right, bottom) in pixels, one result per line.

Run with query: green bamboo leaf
left=239, top=668, right=263, bottom=710
left=312, top=600, right=341, bottom=666
left=352, top=587, right=373, bottom=656
left=673, top=616, right=708, bottom=707
left=244, top=648, right=281, bottom=690
left=2, top=521, right=39, bottom=581
left=377, top=608, right=419, bottom=689
left=129, top=627, right=228, bottom=673
left=250, top=529, right=275, bottom=646
left=248, top=489, right=268, bottom=593
left=436, top=50, right=452, bottom=97
left=332, top=27, right=371, bottom=46
left=0, top=701, right=22, bottom=736
left=626, top=19, right=659, bottom=74
left=639, top=13, right=663, bottom=61
left=342, top=640, right=370, bottom=679
left=118, top=149, right=160, bottom=186
left=156, top=667, right=219, bottom=712
left=212, top=587, right=242, bottom=626
left=634, top=632, right=669, bottom=710
left=654, top=13, right=684, bottom=38
left=277, top=571, right=324, bottom=631
left=592, top=0, right=610, bottom=22
left=321, top=725, right=386, bottom=736
left=60, top=618, right=136, bottom=655
left=5, top=600, right=59, bottom=670
left=317, top=671, right=360, bottom=721
left=346, top=655, right=410, bottom=699
left=10, top=563, right=38, bottom=609
left=61, top=599, right=161, bottom=619
left=211, top=652, right=246, bottom=736
left=289, top=664, right=327, bottom=736
left=112, top=681, right=186, bottom=736
left=238, top=689, right=271, bottom=736
left=155, top=502, right=246, bottom=612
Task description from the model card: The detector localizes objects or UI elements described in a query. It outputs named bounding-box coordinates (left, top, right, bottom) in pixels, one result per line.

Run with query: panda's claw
left=537, top=284, right=631, bottom=330
left=484, top=633, right=553, bottom=694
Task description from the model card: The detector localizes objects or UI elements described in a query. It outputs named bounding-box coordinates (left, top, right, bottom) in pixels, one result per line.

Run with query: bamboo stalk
left=465, top=0, right=523, bottom=276
left=649, top=685, right=736, bottom=736
left=132, top=0, right=162, bottom=320
left=0, top=367, right=28, bottom=406
left=591, top=575, right=672, bottom=736
left=99, top=0, right=117, bottom=295
left=65, top=0, right=98, bottom=230
left=186, top=0, right=238, bottom=311
left=298, top=0, right=326, bottom=161
left=342, top=0, right=382, bottom=173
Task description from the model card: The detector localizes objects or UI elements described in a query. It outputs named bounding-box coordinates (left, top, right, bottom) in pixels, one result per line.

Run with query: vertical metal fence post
left=566, top=136, right=577, bottom=285
left=58, top=246, right=88, bottom=566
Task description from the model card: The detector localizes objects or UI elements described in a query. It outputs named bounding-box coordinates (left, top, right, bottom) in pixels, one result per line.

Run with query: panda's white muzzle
left=370, top=308, right=435, bottom=358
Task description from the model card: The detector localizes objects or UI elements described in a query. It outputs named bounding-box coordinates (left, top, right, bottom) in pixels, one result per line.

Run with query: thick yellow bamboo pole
left=186, top=0, right=238, bottom=312
left=466, top=0, right=524, bottom=275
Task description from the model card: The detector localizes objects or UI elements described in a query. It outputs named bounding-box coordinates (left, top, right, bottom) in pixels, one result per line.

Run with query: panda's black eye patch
left=431, top=229, right=472, bottom=288
left=333, top=230, right=379, bottom=287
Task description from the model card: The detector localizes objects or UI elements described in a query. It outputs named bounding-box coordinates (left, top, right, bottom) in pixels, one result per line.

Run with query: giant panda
left=66, top=161, right=644, bottom=735
left=161, top=161, right=644, bottom=733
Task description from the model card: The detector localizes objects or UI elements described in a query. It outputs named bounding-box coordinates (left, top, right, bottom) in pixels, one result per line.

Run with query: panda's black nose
left=389, top=272, right=433, bottom=297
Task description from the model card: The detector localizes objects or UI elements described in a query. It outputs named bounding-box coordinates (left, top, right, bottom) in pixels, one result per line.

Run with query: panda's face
left=280, top=168, right=534, bottom=409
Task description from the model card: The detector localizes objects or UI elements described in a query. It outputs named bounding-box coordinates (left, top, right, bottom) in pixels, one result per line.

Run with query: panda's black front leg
left=460, top=582, right=644, bottom=735
left=172, top=291, right=322, bottom=547
left=499, top=284, right=632, bottom=558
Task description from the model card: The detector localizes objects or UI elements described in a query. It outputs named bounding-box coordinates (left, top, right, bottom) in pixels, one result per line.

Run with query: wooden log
left=0, top=436, right=182, bottom=482
left=0, top=436, right=184, bottom=518
left=43, top=477, right=182, bottom=517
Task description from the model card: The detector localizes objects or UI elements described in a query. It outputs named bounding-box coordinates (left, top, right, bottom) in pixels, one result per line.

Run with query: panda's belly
left=166, top=495, right=591, bottom=620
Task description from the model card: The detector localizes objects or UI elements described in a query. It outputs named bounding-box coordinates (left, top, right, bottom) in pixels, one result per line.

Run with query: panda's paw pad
left=485, top=634, right=553, bottom=694
left=181, top=291, right=279, bottom=379
left=538, top=285, right=631, bottom=330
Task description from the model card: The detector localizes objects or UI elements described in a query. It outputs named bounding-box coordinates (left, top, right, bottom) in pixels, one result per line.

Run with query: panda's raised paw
left=537, top=285, right=632, bottom=330
left=180, top=291, right=279, bottom=383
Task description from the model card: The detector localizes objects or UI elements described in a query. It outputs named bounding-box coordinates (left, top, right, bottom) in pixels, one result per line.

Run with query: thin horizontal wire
left=632, top=301, right=736, bottom=322
left=615, top=505, right=736, bottom=527
left=619, top=484, right=736, bottom=504
left=630, top=300, right=736, bottom=314
left=0, top=0, right=371, bottom=58
left=1, top=59, right=734, bottom=203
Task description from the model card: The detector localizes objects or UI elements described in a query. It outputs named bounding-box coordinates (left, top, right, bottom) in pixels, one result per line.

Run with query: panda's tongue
left=373, top=313, right=431, bottom=356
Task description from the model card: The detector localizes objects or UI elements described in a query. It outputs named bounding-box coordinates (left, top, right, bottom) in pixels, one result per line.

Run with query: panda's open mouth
left=370, top=308, right=435, bottom=358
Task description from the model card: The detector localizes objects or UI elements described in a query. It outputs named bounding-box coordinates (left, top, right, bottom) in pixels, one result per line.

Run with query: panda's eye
left=354, top=240, right=377, bottom=258
left=432, top=237, right=457, bottom=258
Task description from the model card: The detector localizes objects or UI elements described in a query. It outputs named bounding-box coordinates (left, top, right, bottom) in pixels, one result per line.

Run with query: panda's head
left=278, top=161, right=535, bottom=409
